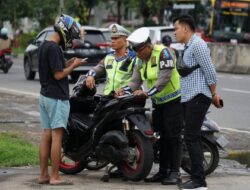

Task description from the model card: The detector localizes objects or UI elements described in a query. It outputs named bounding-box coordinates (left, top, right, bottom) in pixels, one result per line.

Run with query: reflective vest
left=103, top=51, right=136, bottom=95
left=139, top=44, right=181, bottom=105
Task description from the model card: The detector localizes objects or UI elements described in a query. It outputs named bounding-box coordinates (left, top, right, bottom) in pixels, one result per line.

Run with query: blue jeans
left=182, top=94, right=211, bottom=184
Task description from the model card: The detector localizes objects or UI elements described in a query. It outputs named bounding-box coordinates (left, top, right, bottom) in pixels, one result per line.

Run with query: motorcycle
left=59, top=75, right=154, bottom=181
left=0, top=48, right=13, bottom=73
left=153, top=113, right=229, bottom=175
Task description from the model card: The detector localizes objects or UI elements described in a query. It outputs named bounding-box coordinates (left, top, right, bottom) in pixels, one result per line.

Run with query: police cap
left=127, top=27, right=151, bottom=51
left=109, top=24, right=130, bottom=38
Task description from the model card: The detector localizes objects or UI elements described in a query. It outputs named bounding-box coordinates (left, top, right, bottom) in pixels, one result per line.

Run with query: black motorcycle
left=59, top=75, right=154, bottom=181
left=0, top=48, right=13, bottom=73
left=153, top=113, right=229, bottom=175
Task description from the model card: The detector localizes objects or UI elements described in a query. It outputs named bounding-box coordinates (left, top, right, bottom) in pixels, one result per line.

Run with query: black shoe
left=109, top=169, right=123, bottom=178
left=161, top=172, right=182, bottom=185
left=179, top=180, right=207, bottom=190
left=144, top=172, right=164, bottom=182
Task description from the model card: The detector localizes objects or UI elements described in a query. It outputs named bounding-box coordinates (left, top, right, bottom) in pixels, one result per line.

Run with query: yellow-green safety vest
left=139, top=44, right=181, bottom=105
left=103, top=53, right=135, bottom=95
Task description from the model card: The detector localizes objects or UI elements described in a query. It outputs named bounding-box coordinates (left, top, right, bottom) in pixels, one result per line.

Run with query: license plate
left=216, top=135, right=229, bottom=148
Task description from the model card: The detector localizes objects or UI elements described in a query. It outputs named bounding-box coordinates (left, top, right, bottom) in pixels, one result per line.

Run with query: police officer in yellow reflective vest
left=85, top=24, right=136, bottom=95
left=116, top=27, right=182, bottom=186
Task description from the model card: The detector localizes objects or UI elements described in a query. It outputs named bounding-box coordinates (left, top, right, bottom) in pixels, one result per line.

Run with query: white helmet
left=0, top=27, right=8, bottom=36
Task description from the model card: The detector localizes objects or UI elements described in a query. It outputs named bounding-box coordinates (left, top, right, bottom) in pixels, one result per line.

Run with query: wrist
left=212, top=92, right=216, bottom=98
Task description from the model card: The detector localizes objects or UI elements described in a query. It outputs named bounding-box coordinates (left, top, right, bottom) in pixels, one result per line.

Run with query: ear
left=184, top=25, right=188, bottom=32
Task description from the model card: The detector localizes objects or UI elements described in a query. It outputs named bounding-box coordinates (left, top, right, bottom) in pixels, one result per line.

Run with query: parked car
left=23, top=27, right=53, bottom=80
left=23, top=26, right=111, bottom=81
left=99, top=27, right=111, bottom=43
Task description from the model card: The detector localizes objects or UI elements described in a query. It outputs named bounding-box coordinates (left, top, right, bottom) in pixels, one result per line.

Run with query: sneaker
left=179, top=180, right=207, bottom=190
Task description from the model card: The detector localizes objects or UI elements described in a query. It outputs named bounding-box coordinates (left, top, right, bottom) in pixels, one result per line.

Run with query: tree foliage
left=0, top=0, right=170, bottom=31
left=136, top=0, right=170, bottom=25
left=65, top=0, right=98, bottom=25
left=0, top=0, right=34, bottom=28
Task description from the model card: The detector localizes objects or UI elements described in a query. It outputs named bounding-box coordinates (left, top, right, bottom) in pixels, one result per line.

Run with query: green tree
left=0, top=0, right=59, bottom=30
left=137, top=0, right=170, bottom=26
left=104, top=0, right=170, bottom=26
left=31, top=0, right=59, bottom=28
left=65, top=0, right=98, bottom=24
left=0, top=0, right=33, bottom=29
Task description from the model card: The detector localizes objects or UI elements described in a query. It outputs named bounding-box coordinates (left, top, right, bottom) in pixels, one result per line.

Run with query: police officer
left=85, top=24, right=136, bottom=95
left=116, top=27, right=182, bottom=185
left=162, top=35, right=179, bottom=59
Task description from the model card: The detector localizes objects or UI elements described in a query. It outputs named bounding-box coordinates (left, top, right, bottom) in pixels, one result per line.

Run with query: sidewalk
left=0, top=164, right=250, bottom=190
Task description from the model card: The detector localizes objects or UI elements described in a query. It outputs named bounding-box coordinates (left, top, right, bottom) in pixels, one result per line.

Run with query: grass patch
left=0, top=132, right=39, bottom=167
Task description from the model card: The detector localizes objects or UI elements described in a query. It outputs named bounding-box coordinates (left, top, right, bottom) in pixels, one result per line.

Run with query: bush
left=17, top=32, right=37, bottom=49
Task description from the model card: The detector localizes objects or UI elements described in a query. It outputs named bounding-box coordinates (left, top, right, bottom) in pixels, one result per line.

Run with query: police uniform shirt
left=128, top=46, right=175, bottom=95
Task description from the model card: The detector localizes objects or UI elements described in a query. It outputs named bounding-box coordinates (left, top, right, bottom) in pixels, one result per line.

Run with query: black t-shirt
left=38, top=40, right=69, bottom=100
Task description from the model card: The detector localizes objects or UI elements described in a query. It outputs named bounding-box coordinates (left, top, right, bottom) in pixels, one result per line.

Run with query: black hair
left=173, top=15, right=196, bottom=32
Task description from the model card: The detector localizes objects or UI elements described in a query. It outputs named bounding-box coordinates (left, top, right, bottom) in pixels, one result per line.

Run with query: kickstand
left=100, top=165, right=116, bottom=182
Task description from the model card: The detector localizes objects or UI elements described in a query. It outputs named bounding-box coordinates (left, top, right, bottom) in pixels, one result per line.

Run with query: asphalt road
left=0, top=57, right=250, bottom=132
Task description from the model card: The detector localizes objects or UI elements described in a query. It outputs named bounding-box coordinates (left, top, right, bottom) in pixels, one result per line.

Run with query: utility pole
left=59, top=0, right=64, bottom=14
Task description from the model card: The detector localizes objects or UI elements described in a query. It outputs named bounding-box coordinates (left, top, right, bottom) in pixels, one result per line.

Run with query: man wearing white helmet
left=85, top=23, right=136, bottom=95
left=0, top=27, right=11, bottom=51
left=116, top=27, right=182, bottom=186
left=38, top=14, right=86, bottom=185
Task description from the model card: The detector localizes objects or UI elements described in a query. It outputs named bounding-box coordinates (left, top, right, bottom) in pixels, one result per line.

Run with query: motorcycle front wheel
left=118, top=131, right=154, bottom=181
left=181, top=138, right=219, bottom=176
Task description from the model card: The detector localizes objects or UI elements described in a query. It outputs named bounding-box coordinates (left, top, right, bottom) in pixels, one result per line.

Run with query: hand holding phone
left=81, top=58, right=88, bottom=62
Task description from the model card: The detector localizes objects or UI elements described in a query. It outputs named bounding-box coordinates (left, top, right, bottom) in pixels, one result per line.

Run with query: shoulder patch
left=162, top=49, right=170, bottom=59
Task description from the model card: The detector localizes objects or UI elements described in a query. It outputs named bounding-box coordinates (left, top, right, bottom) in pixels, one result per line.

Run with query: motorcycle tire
left=181, top=138, right=219, bottom=176
left=24, top=58, right=36, bottom=80
left=119, top=131, right=154, bottom=181
left=59, top=153, right=86, bottom=175
left=3, top=67, right=8, bottom=73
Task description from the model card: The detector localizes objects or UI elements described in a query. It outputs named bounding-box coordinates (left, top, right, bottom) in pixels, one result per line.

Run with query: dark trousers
left=182, top=94, right=211, bottom=184
left=152, top=97, right=182, bottom=174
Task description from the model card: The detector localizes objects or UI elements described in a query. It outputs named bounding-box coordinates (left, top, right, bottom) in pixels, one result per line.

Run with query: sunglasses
left=132, top=44, right=147, bottom=52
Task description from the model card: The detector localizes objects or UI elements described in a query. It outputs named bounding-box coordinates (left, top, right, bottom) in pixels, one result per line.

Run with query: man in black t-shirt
left=38, top=15, right=86, bottom=185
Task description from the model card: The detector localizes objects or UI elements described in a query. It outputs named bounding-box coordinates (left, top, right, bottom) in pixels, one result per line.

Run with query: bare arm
left=54, top=58, right=86, bottom=80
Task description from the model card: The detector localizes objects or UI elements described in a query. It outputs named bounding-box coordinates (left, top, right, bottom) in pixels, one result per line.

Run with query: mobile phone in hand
left=81, top=58, right=88, bottom=62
